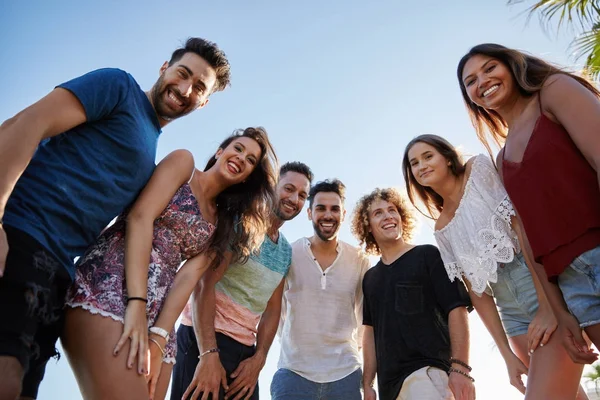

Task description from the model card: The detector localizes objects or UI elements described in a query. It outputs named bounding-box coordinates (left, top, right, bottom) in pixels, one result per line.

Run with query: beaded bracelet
left=448, top=367, right=475, bottom=382
left=198, top=348, right=220, bottom=359
left=126, top=296, right=148, bottom=303
left=449, top=357, right=472, bottom=372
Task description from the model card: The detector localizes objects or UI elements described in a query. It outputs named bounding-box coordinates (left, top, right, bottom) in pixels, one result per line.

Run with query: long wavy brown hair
left=402, top=134, right=465, bottom=220
left=457, top=43, right=600, bottom=156
left=205, top=127, right=278, bottom=269
left=351, top=187, right=417, bottom=256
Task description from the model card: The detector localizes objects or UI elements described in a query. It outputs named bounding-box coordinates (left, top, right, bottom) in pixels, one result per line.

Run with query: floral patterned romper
left=66, top=183, right=215, bottom=363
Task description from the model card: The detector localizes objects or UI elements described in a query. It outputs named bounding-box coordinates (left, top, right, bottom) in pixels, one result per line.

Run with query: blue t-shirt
left=4, top=68, right=161, bottom=278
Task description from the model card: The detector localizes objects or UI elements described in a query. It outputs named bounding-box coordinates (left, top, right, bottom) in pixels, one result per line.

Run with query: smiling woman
left=457, top=45, right=600, bottom=384
left=61, top=127, right=278, bottom=400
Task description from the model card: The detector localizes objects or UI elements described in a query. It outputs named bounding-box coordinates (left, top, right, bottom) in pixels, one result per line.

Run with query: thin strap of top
left=187, top=167, right=196, bottom=184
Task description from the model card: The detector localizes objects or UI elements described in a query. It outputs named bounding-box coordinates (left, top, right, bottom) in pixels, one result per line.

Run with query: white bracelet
left=149, top=326, right=169, bottom=341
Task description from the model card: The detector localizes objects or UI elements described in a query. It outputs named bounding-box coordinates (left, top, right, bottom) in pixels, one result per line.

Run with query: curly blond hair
left=351, top=188, right=417, bottom=256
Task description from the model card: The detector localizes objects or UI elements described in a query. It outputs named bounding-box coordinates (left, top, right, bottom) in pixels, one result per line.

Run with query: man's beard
left=312, top=220, right=339, bottom=241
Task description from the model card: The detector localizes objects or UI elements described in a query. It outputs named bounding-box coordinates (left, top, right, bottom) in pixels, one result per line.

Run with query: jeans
left=270, top=367, right=362, bottom=400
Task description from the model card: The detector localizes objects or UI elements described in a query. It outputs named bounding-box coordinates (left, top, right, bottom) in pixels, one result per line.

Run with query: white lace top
left=434, top=155, right=520, bottom=296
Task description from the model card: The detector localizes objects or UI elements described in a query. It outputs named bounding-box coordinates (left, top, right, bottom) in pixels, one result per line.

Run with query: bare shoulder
left=163, top=149, right=194, bottom=163
left=540, top=73, right=594, bottom=117
left=157, top=149, right=194, bottom=170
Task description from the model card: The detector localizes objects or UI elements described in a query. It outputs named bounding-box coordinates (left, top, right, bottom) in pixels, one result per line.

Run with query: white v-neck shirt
left=277, top=237, right=371, bottom=382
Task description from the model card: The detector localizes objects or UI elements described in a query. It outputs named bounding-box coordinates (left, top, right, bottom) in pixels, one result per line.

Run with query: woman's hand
left=527, top=305, right=558, bottom=353
left=147, top=334, right=166, bottom=399
left=503, top=352, right=528, bottom=394
left=114, top=300, right=148, bottom=374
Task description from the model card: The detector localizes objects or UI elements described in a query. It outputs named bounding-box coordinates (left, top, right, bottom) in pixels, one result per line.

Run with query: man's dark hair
left=280, top=161, right=314, bottom=184
left=308, top=179, right=346, bottom=208
left=169, top=37, right=231, bottom=93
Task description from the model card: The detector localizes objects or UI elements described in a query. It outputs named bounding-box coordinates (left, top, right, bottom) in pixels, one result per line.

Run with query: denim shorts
left=491, top=253, right=538, bottom=338
left=558, top=246, right=600, bottom=328
left=270, top=368, right=362, bottom=400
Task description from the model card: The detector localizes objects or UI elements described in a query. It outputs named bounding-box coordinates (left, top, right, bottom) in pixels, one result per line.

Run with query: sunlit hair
left=457, top=43, right=600, bottom=157
left=205, top=127, right=278, bottom=269
left=402, top=134, right=465, bottom=219
left=280, top=161, right=314, bottom=184
left=169, top=37, right=231, bottom=93
left=308, top=179, right=346, bottom=208
left=351, top=188, right=417, bottom=256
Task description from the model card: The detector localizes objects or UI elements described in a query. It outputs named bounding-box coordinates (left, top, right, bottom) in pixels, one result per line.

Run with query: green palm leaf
left=508, top=0, right=600, bottom=80
left=571, top=23, right=600, bottom=78
left=508, top=0, right=600, bottom=29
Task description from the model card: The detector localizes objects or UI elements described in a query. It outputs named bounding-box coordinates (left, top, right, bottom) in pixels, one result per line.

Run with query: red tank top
left=502, top=102, right=600, bottom=279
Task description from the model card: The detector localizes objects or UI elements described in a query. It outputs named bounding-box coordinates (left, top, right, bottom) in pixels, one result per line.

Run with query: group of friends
left=0, top=36, right=598, bottom=400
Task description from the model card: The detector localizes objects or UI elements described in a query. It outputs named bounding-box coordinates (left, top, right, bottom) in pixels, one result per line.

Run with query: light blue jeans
left=558, top=245, right=600, bottom=328
left=270, top=368, right=362, bottom=400
left=491, top=253, right=538, bottom=337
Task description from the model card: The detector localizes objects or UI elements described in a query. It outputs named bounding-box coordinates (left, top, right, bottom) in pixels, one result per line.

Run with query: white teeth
left=383, top=224, right=396, bottom=229
left=168, top=91, right=184, bottom=106
left=321, top=223, right=334, bottom=227
left=283, top=203, right=295, bottom=211
left=483, top=85, right=499, bottom=97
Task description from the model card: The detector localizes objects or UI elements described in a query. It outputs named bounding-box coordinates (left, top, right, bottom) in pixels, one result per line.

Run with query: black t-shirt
left=363, top=245, right=471, bottom=400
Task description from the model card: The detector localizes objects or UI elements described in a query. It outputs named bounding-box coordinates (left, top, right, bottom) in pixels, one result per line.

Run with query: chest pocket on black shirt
left=395, top=284, right=423, bottom=315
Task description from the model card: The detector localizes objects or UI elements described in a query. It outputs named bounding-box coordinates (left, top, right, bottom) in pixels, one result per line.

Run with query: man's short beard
left=274, top=206, right=297, bottom=222
left=312, top=221, right=338, bottom=241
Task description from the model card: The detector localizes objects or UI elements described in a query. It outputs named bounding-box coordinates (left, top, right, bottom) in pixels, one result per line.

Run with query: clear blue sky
left=1, top=1, right=592, bottom=399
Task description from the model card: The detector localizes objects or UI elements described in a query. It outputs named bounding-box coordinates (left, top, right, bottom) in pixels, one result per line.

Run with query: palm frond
left=508, top=0, right=600, bottom=30
left=571, top=23, right=600, bottom=79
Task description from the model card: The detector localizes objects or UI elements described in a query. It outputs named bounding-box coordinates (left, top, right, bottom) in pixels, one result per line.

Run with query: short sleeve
left=472, top=155, right=515, bottom=223
left=425, top=245, right=472, bottom=315
left=58, top=68, right=131, bottom=122
left=434, top=230, right=460, bottom=282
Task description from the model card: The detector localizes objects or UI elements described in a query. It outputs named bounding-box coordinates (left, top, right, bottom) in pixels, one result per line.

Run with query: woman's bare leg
left=153, top=362, right=173, bottom=400
left=510, top=334, right=586, bottom=399
left=62, top=307, right=149, bottom=400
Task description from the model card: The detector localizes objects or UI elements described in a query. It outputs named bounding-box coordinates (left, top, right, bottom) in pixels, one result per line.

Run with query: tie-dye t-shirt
left=181, top=233, right=292, bottom=345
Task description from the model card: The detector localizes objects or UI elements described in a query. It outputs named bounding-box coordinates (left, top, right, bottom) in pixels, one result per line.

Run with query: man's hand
left=0, top=224, right=7, bottom=277
left=364, top=384, right=377, bottom=400
left=182, top=353, right=228, bottom=400
left=527, top=306, right=557, bottom=353
left=225, top=352, right=266, bottom=400
left=449, top=370, right=476, bottom=400
left=557, top=312, right=598, bottom=364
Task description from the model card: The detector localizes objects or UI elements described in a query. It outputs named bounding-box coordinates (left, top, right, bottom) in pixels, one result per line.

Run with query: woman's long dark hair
left=205, top=127, right=278, bottom=269
left=402, top=134, right=465, bottom=220
left=457, top=43, right=600, bottom=156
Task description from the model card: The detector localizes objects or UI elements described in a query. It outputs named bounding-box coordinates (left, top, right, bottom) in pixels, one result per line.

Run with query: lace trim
left=494, top=197, right=515, bottom=224
left=444, top=205, right=519, bottom=295
left=66, top=302, right=124, bottom=323
left=67, top=302, right=176, bottom=364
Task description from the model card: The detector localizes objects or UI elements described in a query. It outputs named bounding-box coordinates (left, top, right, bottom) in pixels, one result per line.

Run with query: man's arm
left=226, top=279, right=285, bottom=399
left=0, top=88, right=86, bottom=275
left=427, top=246, right=475, bottom=400
left=182, top=253, right=232, bottom=400
left=362, top=325, right=377, bottom=400
left=447, top=307, right=476, bottom=400
left=354, top=256, right=370, bottom=350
